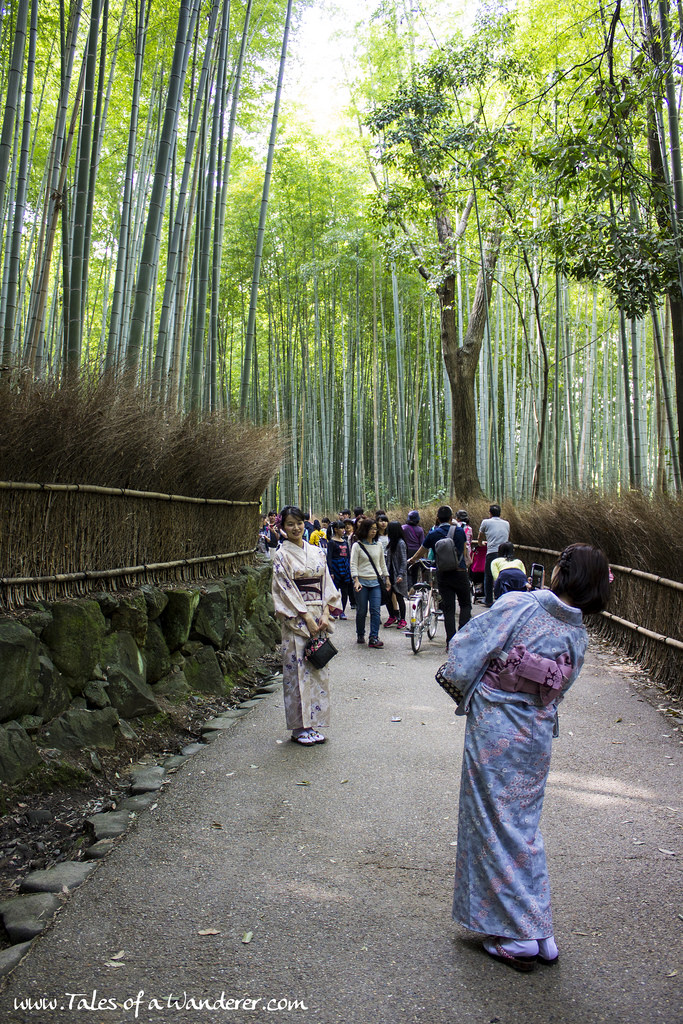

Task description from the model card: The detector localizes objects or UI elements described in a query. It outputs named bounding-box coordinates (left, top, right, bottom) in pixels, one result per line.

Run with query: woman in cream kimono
left=271, top=505, right=341, bottom=745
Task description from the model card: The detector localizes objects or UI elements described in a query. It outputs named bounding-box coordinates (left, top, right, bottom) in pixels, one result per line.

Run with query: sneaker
left=384, top=616, right=397, bottom=628
left=396, top=619, right=407, bottom=629
left=368, top=637, right=384, bottom=648
left=339, top=613, right=347, bottom=620
left=357, top=636, right=366, bottom=644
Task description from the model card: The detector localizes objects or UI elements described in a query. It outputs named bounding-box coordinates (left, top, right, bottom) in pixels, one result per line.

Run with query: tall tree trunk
left=442, top=227, right=501, bottom=500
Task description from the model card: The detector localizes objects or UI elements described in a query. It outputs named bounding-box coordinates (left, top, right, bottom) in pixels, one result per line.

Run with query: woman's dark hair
left=353, top=506, right=364, bottom=517
left=355, top=516, right=377, bottom=541
left=498, top=541, right=515, bottom=560
left=313, top=519, right=321, bottom=531
left=279, top=505, right=304, bottom=523
left=387, top=520, right=405, bottom=551
left=551, top=543, right=610, bottom=614
left=332, top=520, right=345, bottom=533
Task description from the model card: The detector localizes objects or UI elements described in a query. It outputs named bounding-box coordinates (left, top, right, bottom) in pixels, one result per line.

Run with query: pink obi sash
left=482, top=644, right=573, bottom=705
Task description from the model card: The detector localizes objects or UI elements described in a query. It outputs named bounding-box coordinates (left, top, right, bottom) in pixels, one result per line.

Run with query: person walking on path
left=351, top=516, right=391, bottom=648
left=271, top=505, right=341, bottom=746
left=477, top=503, right=510, bottom=606
left=443, top=543, right=610, bottom=972
left=326, top=520, right=352, bottom=619
left=403, top=510, right=425, bottom=590
left=407, top=504, right=471, bottom=645
left=384, top=520, right=409, bottom=629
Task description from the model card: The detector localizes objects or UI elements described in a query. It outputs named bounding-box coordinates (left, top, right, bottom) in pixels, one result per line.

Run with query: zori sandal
left=483, top=939, right=537, bottom=973
left=291, top=730, right=317, bottom=745
left=307, top=730, right=326, bottom=744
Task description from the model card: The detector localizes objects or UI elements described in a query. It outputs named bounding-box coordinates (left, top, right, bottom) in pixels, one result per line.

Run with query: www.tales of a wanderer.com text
left=12, top=991, right=310, bottom=1015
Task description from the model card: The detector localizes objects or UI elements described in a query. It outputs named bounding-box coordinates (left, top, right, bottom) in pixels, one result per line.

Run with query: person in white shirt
left=477, top=504, right=510, bottom=607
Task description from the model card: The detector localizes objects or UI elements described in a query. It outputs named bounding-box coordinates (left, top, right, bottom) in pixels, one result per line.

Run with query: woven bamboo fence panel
left=516, top=544, right=683, bottom=697
left=0, top=482, right=261, bottom=610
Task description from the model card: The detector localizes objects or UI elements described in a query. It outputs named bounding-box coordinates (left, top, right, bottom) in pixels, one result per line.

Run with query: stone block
left=143, top=621, right=172, bottom=684
left=0, top=722, right=41, bottom=784
left=20, top=861, right=96, bottom=893
left=40, top=707, right=120, bottom=751
left=83, top=681, right=110, bottom=709
left=152, top=669, right=190, bottom=699
left=101, top=631, right=158, bottom=718
left=42, top=601, right=107, bottom=691
left=139, top=584, right=168, bottom=620
left=36, top=655, right=72, bottom=721
left=159, top=590, right=200, bottom=651
left=110, top=593, right=148, bottom=646
left=183, top=645, right=228, bottom=695
left=0, top=893, right=60, bottom=942
left=0, top=620, right=43, bottom=722
left=192, top=582, right=228, bottom=647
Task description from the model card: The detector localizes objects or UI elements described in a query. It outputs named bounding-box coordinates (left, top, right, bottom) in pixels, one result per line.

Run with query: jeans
left=438, top=569, right=472, bottom=646
left=355, top=583, right=381, bottom=639
left=484, top=551, right=498, bottom=606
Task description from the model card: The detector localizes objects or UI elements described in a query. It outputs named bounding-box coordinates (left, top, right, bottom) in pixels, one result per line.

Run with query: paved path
left=0, top=615, right=681, bottom=1024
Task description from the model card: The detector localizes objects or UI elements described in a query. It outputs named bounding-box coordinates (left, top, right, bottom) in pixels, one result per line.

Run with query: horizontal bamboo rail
left=514, top=544, right=683, bottom=648
left=0, top=480, right=259, bottom=507
left=0, top=549, right=257, bottom=587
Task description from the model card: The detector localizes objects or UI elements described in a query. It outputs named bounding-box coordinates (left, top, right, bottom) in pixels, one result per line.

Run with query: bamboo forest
left=1, top=0, right=682, bottom=512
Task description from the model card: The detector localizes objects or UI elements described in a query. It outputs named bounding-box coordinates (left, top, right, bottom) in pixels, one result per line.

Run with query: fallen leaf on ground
left=296, top=780, right=310, bottom=786
left=104, top=961, right=125, bottom=969
left=110, top=950, right=125, bottom=960
left=210, top=822, right=223, bottom=829
left=340, top=779, right=349, bottom=784
left=391, top=716, right=402, bottom=723
left=242, top=931, right=253, bottom=944
left=198, top=928, right=220, bottom=936
left=658, top=848, right=676, bottom=856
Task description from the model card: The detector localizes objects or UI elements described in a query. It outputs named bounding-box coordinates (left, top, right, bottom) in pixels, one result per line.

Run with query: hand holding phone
left=530, top=563, right=545, bottom=590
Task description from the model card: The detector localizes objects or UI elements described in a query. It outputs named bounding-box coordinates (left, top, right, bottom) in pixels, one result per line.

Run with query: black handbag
left=435, top=663, right=464, bottom=704
left=304, top=634, right=338, bottom=669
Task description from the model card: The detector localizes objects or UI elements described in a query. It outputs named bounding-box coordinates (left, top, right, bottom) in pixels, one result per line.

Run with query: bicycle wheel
left=411, top=597, right=424, bottom=653
left=427, top=603, right=439, bottom=639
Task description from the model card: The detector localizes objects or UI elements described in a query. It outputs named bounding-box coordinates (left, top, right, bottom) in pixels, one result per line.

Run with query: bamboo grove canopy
left=0, top=0, right=681, bottom=509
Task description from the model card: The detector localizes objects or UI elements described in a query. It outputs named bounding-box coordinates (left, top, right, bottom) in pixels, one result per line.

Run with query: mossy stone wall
left=0, top=563, right=279, bottom=786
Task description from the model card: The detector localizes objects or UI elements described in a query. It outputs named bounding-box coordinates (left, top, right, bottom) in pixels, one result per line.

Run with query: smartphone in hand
left=530, top=563, right=545, bottom=590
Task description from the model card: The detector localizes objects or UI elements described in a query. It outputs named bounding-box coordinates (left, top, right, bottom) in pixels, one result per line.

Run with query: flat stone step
left=129, top=766, right=166, bottom=793
left=0, top=940, right=32, bottom=978
left=0, top=893, right=60, bottom=942
left=85, top=839, right=116, bottom=860
left=162, top=754, right=188, bottom=769
left=180, top=742, right=204, bottom=757
left=86, top=810, right=134, bottom=841
left=118, top=792, right=156, bottom=812
left=200, top=716, right=239, bottom=734
left=20, top=862, right=96, bottom=894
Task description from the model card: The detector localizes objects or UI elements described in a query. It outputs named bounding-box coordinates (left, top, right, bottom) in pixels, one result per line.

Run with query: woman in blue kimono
left=444, top=544, right=610, bottom=972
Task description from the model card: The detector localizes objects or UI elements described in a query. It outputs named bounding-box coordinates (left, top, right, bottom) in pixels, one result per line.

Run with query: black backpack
left=493, top=567, right=528, bottom=599
left=433, top=525, right=464, bottom=572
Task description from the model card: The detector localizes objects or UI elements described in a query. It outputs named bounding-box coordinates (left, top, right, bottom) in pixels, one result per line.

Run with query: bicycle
left=406, top=559, right=440, bottom=653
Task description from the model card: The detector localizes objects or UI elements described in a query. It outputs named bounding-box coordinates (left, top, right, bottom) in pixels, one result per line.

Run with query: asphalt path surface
left=0, top=609, right=681, bottom=1024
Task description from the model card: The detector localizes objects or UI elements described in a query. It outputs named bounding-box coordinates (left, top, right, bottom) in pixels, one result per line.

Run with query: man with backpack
left=477, top=503, right=511, bottom=607
left=407, top=505, right=471, bottom=646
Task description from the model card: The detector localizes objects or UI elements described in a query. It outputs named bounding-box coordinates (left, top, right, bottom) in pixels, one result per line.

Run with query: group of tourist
left=267, top=499, right=611, bottom=976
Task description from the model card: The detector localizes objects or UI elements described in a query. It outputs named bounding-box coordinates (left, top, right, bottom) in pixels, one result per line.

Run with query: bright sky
left=287, top=0, right=472, bottom=132
left=287, top=0, right=370, bottom=132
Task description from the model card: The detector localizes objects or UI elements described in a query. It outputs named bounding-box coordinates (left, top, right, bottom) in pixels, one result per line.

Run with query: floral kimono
left=271, top=540, right=341, bottom=731
left=445, top=590, right=588, bottom=941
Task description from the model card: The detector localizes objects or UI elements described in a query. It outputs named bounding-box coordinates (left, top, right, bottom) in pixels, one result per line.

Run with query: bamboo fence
left=516, top=544, right=683, bottom=697
left=0, top=480, right=261, bottom=609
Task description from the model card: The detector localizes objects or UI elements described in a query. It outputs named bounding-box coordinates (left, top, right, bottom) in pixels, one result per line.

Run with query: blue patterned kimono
left=446, top=590, right=588, bottom=940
